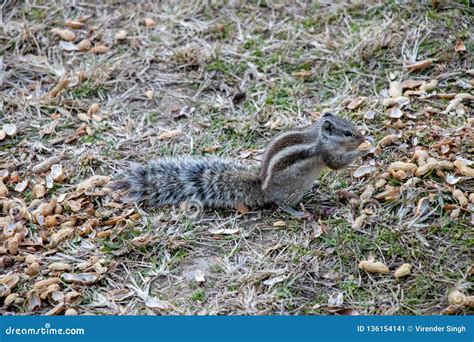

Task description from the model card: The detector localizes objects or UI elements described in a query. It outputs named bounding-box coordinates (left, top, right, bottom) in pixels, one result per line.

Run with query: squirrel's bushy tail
left=110, top=157, right=265, bottom=209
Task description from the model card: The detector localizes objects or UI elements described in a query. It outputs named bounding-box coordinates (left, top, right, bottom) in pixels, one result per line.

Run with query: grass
left=0, top=0, right=472, bottom=316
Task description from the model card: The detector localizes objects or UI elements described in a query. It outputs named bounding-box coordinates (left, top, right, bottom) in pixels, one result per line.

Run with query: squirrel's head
left=319, top=113, right=365, bottom=152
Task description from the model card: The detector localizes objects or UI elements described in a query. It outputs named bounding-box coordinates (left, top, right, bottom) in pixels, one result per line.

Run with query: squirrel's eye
left=343, top=131, right=353, bottom=137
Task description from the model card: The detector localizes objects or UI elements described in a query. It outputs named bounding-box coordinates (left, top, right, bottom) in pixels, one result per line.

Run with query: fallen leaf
left=209, top=228, right=240, bottom=235
left=406, top=59, right=433, bottom=72
left=401, top=79, right=424, bottom=89
left=263, top=275, right=286, bottom=286
left=158, top=129, right=182, bottom=140
left=291, top=70, right=313, bottom=78
left=347, top=97, right=365, bottom=110
left=145, top=297, right=173, bottom=310
left=353, top=165, right=376, bottom=178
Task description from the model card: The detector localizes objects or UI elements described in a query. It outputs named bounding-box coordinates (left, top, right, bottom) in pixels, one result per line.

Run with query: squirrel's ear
left=323, top=112, right=334, bottom=118
left=323, top=120, right=334, bottom=134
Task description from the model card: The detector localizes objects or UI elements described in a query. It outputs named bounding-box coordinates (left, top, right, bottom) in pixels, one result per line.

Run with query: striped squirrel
left=110, top=113, right=368, bottom=217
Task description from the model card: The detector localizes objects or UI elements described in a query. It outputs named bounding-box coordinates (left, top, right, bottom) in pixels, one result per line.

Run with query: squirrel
left=110, top=113, right=368, bottom=217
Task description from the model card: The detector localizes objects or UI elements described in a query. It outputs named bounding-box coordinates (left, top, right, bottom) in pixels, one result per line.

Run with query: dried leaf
left=158, top=129, right=182, bottom=140
left=401, top=79, right=424, bottom=89
left=263, top=275, right=286, bottom=286
left=406, top=59, right=433, bottom=72
left=353, top=165, right=376, bottom=178
left=145, top=297, right=173, bottom=309
left=347, top=97, right=365, bottom=110
left=209, top=228, right=240, bottom=235
left=292, top=70, right=313, bottom=78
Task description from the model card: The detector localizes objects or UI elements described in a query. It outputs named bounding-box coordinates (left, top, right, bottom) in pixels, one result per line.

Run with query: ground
left=0, top=0, right=473, bottom=315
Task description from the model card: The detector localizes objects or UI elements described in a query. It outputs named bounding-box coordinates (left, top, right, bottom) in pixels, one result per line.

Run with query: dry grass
left=0, top=0, right=473, bottom=315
